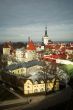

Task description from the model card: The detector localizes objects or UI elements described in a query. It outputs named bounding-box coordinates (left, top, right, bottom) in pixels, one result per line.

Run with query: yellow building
left=3, top=42, right=12, bottom=55
left=24, top=79, right=59, bottom=95
left=9, top=67, right=27, bottom=75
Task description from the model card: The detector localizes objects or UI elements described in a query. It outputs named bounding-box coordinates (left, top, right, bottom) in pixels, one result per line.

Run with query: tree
left=61, top=64, right=73, bottom=77
left=41, top=61, right=49, bottom=94
left=41, top=60, right=59, bottom=94
left=1, top=55, right=7, bottom=69
left=49, top=63, right=59, bottom=92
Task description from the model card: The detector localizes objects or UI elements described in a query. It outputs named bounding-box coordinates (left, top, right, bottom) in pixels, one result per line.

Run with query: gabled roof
left=3, top=42, right=10, bottom=48
left=27, top=40, right=36, bottom=50
left=24, top=72, right=55, bottom=84
left=3, top=41, right=13, bottom=48
left=43, top=54, right=67, bottom=63
left=6, top=60, right=43, bottom=71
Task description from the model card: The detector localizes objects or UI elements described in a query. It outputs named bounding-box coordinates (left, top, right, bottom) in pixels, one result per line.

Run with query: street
left=0, top=85, right=72, bottom=110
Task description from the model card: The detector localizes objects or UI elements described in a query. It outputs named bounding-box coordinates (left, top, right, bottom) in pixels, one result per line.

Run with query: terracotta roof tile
left=27, top=40, right=36, bottom=50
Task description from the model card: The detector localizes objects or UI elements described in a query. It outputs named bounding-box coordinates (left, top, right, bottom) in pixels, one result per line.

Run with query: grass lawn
left=61, top=64, right=73, bottom=77
left=64, top=64, right=73, bottom=71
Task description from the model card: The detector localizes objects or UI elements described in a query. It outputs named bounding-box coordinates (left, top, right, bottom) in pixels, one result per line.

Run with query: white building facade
left=43, top=27, right=49, bottom=45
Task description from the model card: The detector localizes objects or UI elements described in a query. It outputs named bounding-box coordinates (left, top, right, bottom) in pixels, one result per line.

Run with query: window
left=40, top=88, right=44, bottom=92
left=27, top=86, right=30, bottom=88
left=41, top=81, right=44, bottom=84
left=21, top=69, right=23, bottom=72
left=34, top=81, right=38, bottom=84
left=34, top=89, right=38, bottom=93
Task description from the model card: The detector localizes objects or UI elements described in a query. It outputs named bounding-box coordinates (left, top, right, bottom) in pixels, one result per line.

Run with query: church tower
left=43, top=27, right=49, bottom=45
left=25, top=37, right=36, bottom=61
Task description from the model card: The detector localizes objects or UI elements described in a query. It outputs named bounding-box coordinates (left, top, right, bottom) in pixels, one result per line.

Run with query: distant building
left=25, top=38, right=36, bottom=61
left=41, top=37, right=45, bottom=50
left=3, top=41, right=14, bottom=55
left=56, top=59, right=73, bottom=65
left=3, top=42, right=11, bottom=55
left=15, top=48, right=25, bottom=62
left=66, top=47, right=73, bottom=54
left=42, top=27, right=49, bottom=45
left=6, top=60, right=43, bottom=76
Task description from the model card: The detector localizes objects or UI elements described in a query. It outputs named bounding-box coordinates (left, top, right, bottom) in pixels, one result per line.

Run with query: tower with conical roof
left=43, top=27, right=49, bottom=45
left=25, top=37, right=36, bottom=61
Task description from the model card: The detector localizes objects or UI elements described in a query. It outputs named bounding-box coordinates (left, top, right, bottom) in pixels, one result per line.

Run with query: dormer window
left=34, top=81, right=38, bottom=84
left=40, top=80, right=44, bottom=84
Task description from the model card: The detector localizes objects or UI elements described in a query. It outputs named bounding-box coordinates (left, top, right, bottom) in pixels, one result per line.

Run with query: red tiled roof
left=27, top=40, right=36, bottom=50
left=3, top=42, right=10, bottom=48
left=66, top=47, right=73, bottom=50
left=42, top=56, right=56, bottom=63
left=43, top=54, right=67, bottom=60
left=45, top=44, right=61, bottom=50
left=45, top=45, right=54, bottom=49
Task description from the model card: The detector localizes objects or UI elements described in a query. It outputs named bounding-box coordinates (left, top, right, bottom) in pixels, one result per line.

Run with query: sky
left=0, top=0, right=73, bottom=42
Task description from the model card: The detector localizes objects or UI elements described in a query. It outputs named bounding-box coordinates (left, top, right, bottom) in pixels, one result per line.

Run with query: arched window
left=40, top=88, right=44, bottom=92
left=12, top=72, right=14, bottom=74
left=27, top=86, right=30, bottom=88
left=18, top=70, right=19, bottom=73
left=34, top=81, right=38, bottom=84
left=40, top=80, right=44, bottom=84
left=34, top=89, right=38, bottom=93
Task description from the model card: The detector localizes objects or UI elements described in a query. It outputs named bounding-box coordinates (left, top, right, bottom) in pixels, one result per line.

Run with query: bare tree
left=41, top=60, right=59, bottom=94
left=0, top=55, right=7, bottom=70
left=41, top=61, right=49, bottom=94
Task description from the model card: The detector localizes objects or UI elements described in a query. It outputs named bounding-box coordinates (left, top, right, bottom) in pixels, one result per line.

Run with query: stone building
left=6, top=60, right=43, bottom=76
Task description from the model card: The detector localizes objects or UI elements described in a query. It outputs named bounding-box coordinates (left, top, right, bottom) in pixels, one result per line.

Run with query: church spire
left=28, top=36, right=30, bottom=42
left=45, top=26, right=48, bottom=37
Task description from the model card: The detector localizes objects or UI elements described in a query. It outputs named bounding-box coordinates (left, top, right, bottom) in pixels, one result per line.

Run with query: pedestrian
left=30, top=99, right=32, bottom=102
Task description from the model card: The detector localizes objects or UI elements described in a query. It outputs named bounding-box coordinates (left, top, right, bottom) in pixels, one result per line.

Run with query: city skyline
left=0, top=0, right=73, bottom=42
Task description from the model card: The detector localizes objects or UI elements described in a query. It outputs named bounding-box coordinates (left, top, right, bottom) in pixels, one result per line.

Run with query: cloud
left=0, top=0, right=73, bottom=41
left=0, top=23, right=73, bottom=42
left=0, top=0, right=73, bottom=27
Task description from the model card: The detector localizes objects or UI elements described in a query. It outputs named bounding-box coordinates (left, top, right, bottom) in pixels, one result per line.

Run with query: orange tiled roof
left=27, top=40, right=36, bottom=50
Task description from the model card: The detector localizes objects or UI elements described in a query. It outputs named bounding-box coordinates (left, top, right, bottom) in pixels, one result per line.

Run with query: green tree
left=61, top=64, right=73, bottom=77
